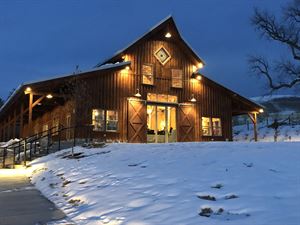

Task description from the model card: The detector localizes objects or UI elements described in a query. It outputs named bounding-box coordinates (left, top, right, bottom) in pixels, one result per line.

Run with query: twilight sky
left=0, top=0, right=290, bottom=100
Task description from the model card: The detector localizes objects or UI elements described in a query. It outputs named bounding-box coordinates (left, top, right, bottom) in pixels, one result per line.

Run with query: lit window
left=92, top=109, right=105, bottom=131
left=212, top=118, right=222, bottom=136
left=142, top=64, right=154, bottom=85
left=147, top=93, right=177, bottom=103
left=171, top=69, right=183, bottom=88
left=106, top=110, right=118, bottom=132
left=202, top=117, right=212, bottom=136
left=52, top=117, right=59, bottom=135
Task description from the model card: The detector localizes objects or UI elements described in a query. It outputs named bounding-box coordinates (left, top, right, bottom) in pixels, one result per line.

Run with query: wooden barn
left=0, top=16, right=263, bottom=144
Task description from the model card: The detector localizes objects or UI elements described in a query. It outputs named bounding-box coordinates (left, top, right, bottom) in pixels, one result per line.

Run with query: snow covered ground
left=233, top=124, right=300, bottom=142
left=26, top=142, right=300, bottom=225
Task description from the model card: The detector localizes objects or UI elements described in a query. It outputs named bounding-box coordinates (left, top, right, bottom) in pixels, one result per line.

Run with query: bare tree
left=249, top=0, right=300, bottom=91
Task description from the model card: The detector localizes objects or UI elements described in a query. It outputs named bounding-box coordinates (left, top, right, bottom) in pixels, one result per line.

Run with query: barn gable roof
left=95, top=15, right=205, bottom=67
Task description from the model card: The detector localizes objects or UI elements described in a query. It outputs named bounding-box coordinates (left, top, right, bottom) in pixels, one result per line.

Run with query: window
left=171, top=69, right=183, bottom=88
left=92, top=109, right=118, bottom=132
left=142, top=64, right=154, bottom=85
left=52, top=117, right=59, bottom=135
left=106, top=110, right=118, bottom=131
left=212, top=118, right=222, bottom=136
left=202, top=117, right=222, bottom=136
left=147, top=93, right=178, bottom=103
left=92, top=109, right=105, bottom=131
left=202, top=117, right=212, bottom=136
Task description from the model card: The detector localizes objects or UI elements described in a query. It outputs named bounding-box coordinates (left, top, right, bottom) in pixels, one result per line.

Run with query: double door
left=147, top=105, right=177, bottom=143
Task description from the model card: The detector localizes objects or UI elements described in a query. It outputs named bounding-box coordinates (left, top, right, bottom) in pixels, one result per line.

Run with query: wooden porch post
left=13, top=109, right=17, bottom=138
left=20, top=103, right=24, bottom=138
left=248, top=112, right=258, bottom=142
left=28, top=93, right=33, bottom=136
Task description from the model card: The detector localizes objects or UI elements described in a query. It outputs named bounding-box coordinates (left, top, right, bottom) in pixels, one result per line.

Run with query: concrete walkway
left=0, top=169, right=66, bottom=225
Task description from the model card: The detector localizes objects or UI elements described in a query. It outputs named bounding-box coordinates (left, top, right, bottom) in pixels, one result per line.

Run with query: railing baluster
left=24, top=140, right=27, bottom=166
left=13, top=147, right=16, bottom=169
left=29, top=142, right=32, bottom=161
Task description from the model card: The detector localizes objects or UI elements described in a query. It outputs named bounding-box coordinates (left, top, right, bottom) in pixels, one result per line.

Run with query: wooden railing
left=0, top=125, right=94, bottom=168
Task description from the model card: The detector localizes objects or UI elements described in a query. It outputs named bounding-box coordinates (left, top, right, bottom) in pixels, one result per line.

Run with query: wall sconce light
left=125, top=66, right=130, bottom=70
left=191, top=73, right=202, bottom=81
left=165, top=32, right=172, bottom=38
left=198, top=62, right=204, bottom=69
left=259, top=109, right=264, bottom=113
left=46, top=94, right=53, bottom=99
left=134, top=88, right=141, bottom=98
left=190, top=94, right=196, bottom=102
left=24, top=87, right=31, bottom=94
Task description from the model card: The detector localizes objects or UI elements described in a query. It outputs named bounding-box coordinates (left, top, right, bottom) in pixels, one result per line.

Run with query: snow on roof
left=95, top=15, right=205, bottom=67
left=0, top=61, right=131, bottom=113
left=251, top=95, right=300, bottom=103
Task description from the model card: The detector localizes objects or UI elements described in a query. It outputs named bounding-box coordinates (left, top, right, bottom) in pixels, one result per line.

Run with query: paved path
left=0, top=169, right=66, bottom=225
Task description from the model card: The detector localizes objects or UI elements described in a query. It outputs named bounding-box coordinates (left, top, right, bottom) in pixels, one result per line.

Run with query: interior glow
left=165, top=32, right=172, bottom=38
left=46, top=94, right=53, bottom=99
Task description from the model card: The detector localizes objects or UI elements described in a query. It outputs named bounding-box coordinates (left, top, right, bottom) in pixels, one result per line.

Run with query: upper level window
left=147, top=93, right=178, bottom=103
left=171, top=69, right=183, bottom=88
left=202, top=117, right=222, bottom=136
left=142, top=64, right=154, bottom=85
left=92, top=109, right=118, bottom=132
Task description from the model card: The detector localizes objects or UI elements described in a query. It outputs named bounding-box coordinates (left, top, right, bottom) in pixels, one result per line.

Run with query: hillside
left=27, top=143, right=300, bottom=225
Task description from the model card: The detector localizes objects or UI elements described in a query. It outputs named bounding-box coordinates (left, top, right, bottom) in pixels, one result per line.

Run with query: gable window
left=142, top=64, right=154, bottom=85
left=92, top=109, right=118, bottom=132
left=171, top=69, right=183, bottom=88
left=202, top=117, right=222, bottom=136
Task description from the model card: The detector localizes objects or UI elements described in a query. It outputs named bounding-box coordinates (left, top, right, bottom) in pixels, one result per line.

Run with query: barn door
left=178, top=103, right=195, bottom=142
left=127, top=99, right=147, bottom=143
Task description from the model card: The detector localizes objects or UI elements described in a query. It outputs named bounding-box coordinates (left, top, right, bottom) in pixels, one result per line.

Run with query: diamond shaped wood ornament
left=154, top=46, right=171, bottom=65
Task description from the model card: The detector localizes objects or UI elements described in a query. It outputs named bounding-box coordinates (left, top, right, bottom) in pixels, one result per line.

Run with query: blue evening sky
left=0, top=0, right=290, bottom=100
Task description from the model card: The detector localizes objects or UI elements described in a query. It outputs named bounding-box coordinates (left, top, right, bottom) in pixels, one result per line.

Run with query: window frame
left=92, top=109, right=118, bottom=132
left=141, top=63, right=154, bottom=85
left=201, top=117, right=223, bottom=137
left=171, top=69, right=183, bottom=88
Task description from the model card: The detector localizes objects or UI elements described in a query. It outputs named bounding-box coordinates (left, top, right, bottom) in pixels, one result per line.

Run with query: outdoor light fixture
left=259, top=109, right=264, bottom=113
left=125, top=66, right=130, bottom=70
left=191, top=73, right=202, bottom=81
left=198, top=62, right=204, bottom=69
left=46, top=94, right=53, bottom=99
left=134, top=88, right=141, bottom=98
left=165, top=32, right=172, bottom=38
left=24, top=87, right=31, bottom=94
left=190, top=94, right=197, bottom=102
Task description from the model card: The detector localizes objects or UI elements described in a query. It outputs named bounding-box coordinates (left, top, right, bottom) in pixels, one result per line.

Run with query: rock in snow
left=27, top=142, right=300, bottom=225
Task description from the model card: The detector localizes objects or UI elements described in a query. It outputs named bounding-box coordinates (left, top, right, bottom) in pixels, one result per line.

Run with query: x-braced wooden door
left=177, top=103, right=195, bottom=142
left=127, top=98, right=147, bottom=143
